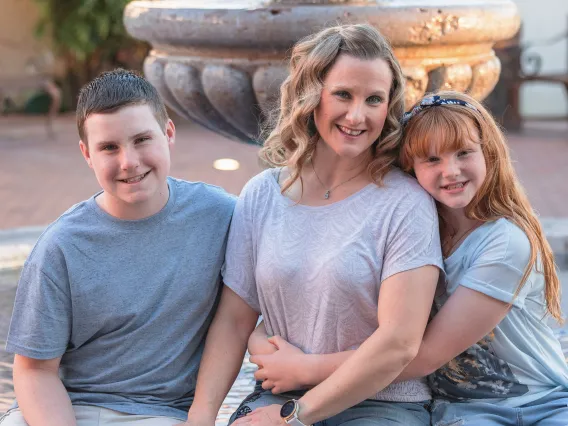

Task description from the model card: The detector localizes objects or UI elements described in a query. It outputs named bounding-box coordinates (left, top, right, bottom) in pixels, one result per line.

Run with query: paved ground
left=0, top=115, right=568, bottom=423
left=1, top=115, right=568, bottom=229
left=0, top=114, right=262, bottom=230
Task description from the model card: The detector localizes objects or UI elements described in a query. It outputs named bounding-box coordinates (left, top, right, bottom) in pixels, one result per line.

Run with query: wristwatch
left=280, top=399, right=311, bottom=425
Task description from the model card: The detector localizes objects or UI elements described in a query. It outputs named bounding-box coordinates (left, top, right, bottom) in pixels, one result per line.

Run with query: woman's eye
left=367, top=95, right=383, bottom=105
left=334, top=91, right=350, bottom=99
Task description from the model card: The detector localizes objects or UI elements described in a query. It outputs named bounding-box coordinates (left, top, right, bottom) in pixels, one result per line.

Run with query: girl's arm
left=248, top=320, right=277, bottom=356
left=394, top=285, right=509, bottom=381
left=253, top=285, right=509, bottom=392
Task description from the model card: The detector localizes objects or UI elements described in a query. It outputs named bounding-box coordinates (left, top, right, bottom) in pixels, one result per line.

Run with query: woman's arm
left=14, top=355, right=77, bottom=426
left=295, top=265, right=439, bottom=423
left=183, top=286, right=259, bottom=425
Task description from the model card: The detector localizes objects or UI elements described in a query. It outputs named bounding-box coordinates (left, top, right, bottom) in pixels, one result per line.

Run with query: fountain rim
left=124, top=1, right=521, bottom=49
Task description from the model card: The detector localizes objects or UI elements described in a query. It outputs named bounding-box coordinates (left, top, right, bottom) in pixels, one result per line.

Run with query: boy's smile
left=79, top=104, right=175, bottom=220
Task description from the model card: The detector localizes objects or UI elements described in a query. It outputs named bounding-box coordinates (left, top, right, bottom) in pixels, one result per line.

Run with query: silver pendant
left=324, top=190, right=330, bottom=199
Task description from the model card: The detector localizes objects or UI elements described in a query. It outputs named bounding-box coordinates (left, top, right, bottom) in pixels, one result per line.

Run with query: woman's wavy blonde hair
left=260, top=23, right=406, bottom=193
left=399, top=90, right=563, bottom=323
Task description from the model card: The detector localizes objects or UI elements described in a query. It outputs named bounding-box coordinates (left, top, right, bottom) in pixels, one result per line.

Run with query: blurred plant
left=33, top=0, right=149, bottom=107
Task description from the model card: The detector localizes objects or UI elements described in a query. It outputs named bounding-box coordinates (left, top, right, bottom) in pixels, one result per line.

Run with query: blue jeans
left=229, top=382, right=430, bottom=425
left=431, top=391, right=568, bottom=425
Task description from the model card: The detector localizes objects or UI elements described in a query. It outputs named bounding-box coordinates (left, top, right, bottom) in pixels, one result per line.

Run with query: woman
left=182, top=24, right=442, bottom=426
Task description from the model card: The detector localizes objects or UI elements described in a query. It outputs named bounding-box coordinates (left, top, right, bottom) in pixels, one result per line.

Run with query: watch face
left=280, top=400, right=296, bottom=418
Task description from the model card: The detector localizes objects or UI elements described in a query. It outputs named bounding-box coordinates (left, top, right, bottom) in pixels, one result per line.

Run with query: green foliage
left=32, top=0, right=149, bottom=107
left=34, top=0, right=135, bottom=62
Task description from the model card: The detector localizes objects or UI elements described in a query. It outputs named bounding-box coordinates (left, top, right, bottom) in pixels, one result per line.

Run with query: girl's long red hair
left=400, top=91, right=563, bottom=323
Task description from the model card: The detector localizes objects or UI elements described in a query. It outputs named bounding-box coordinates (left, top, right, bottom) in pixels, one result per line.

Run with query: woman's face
left=412, top=124, right=487, bottom=213
left=313, top=54, right=393, bottom=160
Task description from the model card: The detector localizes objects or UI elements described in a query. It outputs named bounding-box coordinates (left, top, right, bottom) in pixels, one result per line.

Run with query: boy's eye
left=101, top=144, right=117, bottom=151
left=367, top=95, right=383, bottom=105
left=425, top=156, right=440, bottom=163
left=135, top=136, right=150, bottom=143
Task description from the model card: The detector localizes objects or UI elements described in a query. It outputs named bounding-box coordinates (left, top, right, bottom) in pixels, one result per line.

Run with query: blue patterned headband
left=402, top=95, right=478, bottom=127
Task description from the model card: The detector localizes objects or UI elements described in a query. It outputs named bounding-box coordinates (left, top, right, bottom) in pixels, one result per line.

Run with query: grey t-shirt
left=6, top=177, right=236, bottom=419
left=223, top=168, right=443, bottom=402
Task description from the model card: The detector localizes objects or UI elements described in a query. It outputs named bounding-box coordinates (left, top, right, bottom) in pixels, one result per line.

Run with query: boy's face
left=79, top=104, right=175, bottom=220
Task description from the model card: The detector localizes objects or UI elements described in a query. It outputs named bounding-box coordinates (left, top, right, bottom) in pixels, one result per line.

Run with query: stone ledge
left=1, top=220, right=568, bottom=272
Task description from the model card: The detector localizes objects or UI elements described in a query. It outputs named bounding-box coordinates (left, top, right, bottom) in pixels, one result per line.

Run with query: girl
left=399, top=90, right=568, bottom=425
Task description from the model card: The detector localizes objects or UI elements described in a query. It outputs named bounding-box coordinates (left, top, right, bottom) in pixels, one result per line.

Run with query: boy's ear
left=79, top=140, right=93, bottom=168
left=165, top=119, right=176, bottom=149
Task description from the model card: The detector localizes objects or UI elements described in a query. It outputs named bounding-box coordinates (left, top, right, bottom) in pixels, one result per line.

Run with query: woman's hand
left=250, top=336, right=308, bottom=394
left=232, top=404, right=285, bottom=425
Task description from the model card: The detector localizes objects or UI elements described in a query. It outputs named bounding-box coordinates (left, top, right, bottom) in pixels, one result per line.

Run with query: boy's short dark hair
left=77, top=69, right=169, bottom=143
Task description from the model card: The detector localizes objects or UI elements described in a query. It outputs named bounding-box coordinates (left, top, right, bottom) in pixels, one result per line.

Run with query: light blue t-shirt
left=6, top=177, right=236, bottom=419
left=430, top=218, right=568, bottom=407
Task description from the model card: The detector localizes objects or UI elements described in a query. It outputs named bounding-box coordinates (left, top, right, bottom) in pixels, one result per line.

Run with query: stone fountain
left=124, top=0, right=520, bottom=144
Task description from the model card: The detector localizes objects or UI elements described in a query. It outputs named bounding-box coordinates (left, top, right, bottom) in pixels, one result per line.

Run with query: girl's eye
left=457, top=150, right=470, bottom=157
left=334, top=91, right=350, bottom=99
left=426, top=156, right=440, bottom=163
left=367, top=95, right=383, bottom=105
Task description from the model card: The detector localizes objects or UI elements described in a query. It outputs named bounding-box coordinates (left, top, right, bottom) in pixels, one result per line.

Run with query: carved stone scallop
left=427, top=64, right=473, bottom=94
left=403, top=67, right=429, bottom=108
left=201, top=66, right=261, bottom=142
left=143, top=57, right=190, bottom=122
left=468, top=55, right=502, bottom=101
left=253, top=66, right=289, bottom=116
left=163, top=62, right=251, bottom=142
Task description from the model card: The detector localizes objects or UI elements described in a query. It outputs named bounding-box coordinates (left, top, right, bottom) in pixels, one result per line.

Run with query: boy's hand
left=249, top=336, right=308, bottom=394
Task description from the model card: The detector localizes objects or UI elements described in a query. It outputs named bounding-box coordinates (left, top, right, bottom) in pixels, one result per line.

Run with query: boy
left=1, top=69, right=236, bottom=425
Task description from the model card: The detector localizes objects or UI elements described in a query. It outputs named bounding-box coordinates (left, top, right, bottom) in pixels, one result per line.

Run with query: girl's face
left=313, top=54, right=392, bottom=160
left=412, top=125, right=487, bottom=213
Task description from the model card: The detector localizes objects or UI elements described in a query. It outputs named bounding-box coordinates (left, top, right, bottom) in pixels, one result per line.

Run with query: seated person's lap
left=229, top=383, right=430, bottom=426
left=0, top=406, right=183, bottom=425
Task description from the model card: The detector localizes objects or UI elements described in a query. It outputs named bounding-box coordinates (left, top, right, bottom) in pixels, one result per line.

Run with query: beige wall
left=0, top=0, right=56, bottom=79
left=513, top=0, right=568, bottom=118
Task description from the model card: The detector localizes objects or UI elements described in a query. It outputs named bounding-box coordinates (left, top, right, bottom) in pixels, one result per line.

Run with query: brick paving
left=0, top=115, right=567, bottom=229
left=0, top=114, right=263, bottom=230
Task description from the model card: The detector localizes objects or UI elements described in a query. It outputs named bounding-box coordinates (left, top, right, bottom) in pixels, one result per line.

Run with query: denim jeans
left=229, top=382, right=430, bottom=425
left=430, top=391, right=568, bottom=426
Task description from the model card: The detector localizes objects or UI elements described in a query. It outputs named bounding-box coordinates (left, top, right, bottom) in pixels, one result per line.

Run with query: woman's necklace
left=443, top=222, right=481, bottom=257
left=311, top=162, right=366, bottom=199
